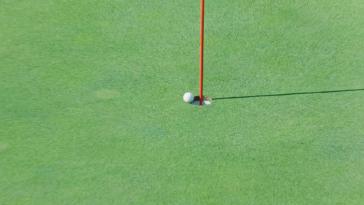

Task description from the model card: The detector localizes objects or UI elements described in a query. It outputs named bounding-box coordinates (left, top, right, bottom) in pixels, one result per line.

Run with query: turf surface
left=1, top=0, right=364, bottom=204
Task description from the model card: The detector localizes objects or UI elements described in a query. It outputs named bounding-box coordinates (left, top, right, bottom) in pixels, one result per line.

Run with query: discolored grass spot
left=0, top=143, right=9, bottom=153
left=95, top=89, right=120, bottom=100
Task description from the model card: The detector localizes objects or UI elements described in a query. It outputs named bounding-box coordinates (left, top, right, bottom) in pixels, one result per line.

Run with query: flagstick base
left=192, top=96, right=212, bottom=106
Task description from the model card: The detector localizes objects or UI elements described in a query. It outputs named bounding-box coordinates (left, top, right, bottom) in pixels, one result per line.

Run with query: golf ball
left=183, top=92, right=194, bottom=103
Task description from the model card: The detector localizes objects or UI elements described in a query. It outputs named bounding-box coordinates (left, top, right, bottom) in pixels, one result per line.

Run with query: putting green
left=1, top=0, right=363, bottom=204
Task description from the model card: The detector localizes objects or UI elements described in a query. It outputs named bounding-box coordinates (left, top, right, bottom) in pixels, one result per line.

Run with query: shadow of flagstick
left=213, top=88, right=364, bottom=101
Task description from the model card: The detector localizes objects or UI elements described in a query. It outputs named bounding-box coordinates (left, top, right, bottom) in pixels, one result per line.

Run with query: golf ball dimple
left=183, top=92, right=194, bottom=103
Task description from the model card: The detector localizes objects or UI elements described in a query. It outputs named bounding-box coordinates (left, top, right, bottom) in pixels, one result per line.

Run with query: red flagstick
left=199, top=0, right=205, bottom=105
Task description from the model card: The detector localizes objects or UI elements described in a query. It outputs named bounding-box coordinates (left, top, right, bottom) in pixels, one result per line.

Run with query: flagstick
left=199, top=0, right=205, bottom=105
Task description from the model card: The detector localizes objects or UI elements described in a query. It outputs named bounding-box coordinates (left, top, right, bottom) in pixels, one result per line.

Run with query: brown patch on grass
left=0, top=143, right=8, bottom=152
left=95, top=89, right=120, bottom=100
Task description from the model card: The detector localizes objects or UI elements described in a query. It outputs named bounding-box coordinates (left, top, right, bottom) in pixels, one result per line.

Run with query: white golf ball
left=183, top=92, right=194, bottom=103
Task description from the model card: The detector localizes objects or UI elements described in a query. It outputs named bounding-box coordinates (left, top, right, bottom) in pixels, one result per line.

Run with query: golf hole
left=192, top=96, right=212, bottom=106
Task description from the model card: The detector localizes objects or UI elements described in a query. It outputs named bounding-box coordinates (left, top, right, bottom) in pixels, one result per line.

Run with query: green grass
left=1, top=0, right=364, bottom=204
